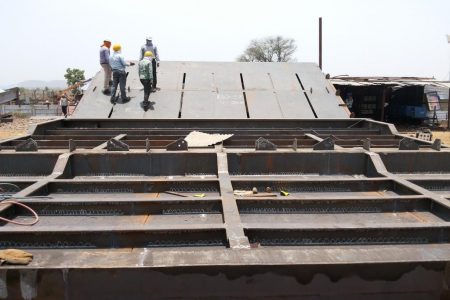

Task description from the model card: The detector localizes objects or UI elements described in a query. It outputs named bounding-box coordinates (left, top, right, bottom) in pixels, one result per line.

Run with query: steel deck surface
left=73, top=62, right=348, bottom=119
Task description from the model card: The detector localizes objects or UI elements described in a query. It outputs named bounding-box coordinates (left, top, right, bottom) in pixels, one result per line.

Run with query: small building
left=0, top=87, right=19, bottom=105
left=331, top=77, right=450, bottom=125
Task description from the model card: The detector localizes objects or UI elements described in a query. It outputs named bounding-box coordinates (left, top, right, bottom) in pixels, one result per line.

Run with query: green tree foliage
left=64, top=68, right=85, bottom=94
left=238, top=36, right=297, bottom=62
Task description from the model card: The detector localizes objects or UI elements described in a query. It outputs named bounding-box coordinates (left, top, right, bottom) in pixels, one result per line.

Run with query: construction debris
left=416, top=129, right=432, bottom=141
left=233, top=190, right=277, bottom=197
left=280, top=190, right=290, bottom=196
left=163, top=191, right=189, bottom=197
left=0, top=249, right=33, bottom=265
left=0, top=113, right=13, bottom=123
left=184, top=131, right=233, bottom=147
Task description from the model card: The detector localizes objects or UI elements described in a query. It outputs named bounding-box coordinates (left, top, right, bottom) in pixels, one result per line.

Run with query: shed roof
left=331, top=76, right=450, bottom=88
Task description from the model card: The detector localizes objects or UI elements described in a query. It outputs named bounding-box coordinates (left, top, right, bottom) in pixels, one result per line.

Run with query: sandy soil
left=400, top=129, right=450, bottom=145
left=430, top=131, right=450, bottom=145
left=0, top=117, right=55, bottom=141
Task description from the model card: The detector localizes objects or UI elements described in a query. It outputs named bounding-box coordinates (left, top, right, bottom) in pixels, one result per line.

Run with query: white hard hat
left=104, top=38, right=111, bottom=43
left=146, top=36, right=152, bottom=41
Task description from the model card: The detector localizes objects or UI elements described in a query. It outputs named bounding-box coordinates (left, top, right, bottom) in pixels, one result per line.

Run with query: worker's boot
left=102, top=88, right=111, bottom=95
left=143, top=93, right=149, bottom=107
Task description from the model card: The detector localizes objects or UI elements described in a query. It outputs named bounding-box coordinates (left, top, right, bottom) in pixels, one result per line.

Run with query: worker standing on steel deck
left=140, top=36, right=159, bottom=92
left=139, top=51, right=154, bottom=108
left=99, top=39, right=112, bottom=95
left=109, top=44, right=134, bottom=104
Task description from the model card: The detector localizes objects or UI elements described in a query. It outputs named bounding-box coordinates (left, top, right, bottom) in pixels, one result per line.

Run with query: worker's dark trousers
left=61, top=105, right=68, bottom=117
left=152, top=59, right=157, bottom=88
left=140, top=79, right=152, bottom=102
left=111, top=70, right=127, bottom=100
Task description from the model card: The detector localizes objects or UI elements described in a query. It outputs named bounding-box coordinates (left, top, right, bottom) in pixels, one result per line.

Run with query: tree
left=64, top=68, right=85, bottom=94
left=237, top=36, right=297, bottom=62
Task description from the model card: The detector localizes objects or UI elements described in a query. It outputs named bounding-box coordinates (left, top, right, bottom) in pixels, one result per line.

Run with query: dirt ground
left=400, top=131, right=450, bottom=145
left=429, top=131, right=450, bottom=145
left=0, top=117, right=55, bottom=141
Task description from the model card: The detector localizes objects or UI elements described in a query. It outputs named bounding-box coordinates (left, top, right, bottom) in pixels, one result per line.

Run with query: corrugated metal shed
left=0, top=88, right=19, bottom=105
left=331, top=76, right=450, bottom=88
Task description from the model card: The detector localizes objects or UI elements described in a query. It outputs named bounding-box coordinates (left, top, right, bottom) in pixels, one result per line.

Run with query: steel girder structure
left=0, top=118, right=449, bottom=299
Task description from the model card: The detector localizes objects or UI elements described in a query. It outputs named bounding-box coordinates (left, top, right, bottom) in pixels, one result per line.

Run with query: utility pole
left=319, top=17, right=323, bottom=70
left=447, top=35, right=450, bottom=81
left=447, top=35, right=450, bottom=129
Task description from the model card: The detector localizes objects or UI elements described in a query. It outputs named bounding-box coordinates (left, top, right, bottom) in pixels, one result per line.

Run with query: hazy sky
left=1, top=0, right=449, bottom=85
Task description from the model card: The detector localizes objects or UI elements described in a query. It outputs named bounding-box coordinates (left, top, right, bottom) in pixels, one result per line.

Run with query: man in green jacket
left=139, top=51, right=154, bottom=108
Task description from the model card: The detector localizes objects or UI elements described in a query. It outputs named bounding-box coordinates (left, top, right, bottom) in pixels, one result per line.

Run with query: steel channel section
left=0, top=118, right=450, bottom=299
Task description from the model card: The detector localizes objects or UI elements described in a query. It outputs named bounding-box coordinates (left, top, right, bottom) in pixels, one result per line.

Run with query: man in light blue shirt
left=109, top=44, right=134, bottom=103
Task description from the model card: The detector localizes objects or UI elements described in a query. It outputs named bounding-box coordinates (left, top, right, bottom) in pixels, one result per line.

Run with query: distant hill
left=1, top=80, right=67, bottom=89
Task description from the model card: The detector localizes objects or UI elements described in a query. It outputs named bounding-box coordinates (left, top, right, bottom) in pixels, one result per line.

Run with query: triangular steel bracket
left=15, top=138, right=38, bottom=152
left=313, top=137, right=334, bottom=150
left=399, top=138, right=419, bottom=150
left=361, top=138, right=371, bottom=151
left=255, top=137, right=277, bottom=151
left=145, top=138, right=151, bottom=152
left=107, top=139, right=129, bottom=151
left=69, top=139, right=76, bottom=152
left=292, top=138, right=298, bottom=151
left=431, top=139, right=441, bottom=151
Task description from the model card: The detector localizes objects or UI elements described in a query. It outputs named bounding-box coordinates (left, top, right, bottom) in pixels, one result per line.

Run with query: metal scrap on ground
left=184, top=131, right=233, bottom=147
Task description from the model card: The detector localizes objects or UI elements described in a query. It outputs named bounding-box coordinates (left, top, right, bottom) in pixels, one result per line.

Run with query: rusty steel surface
left=0, top=118, right=450, bottom=299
